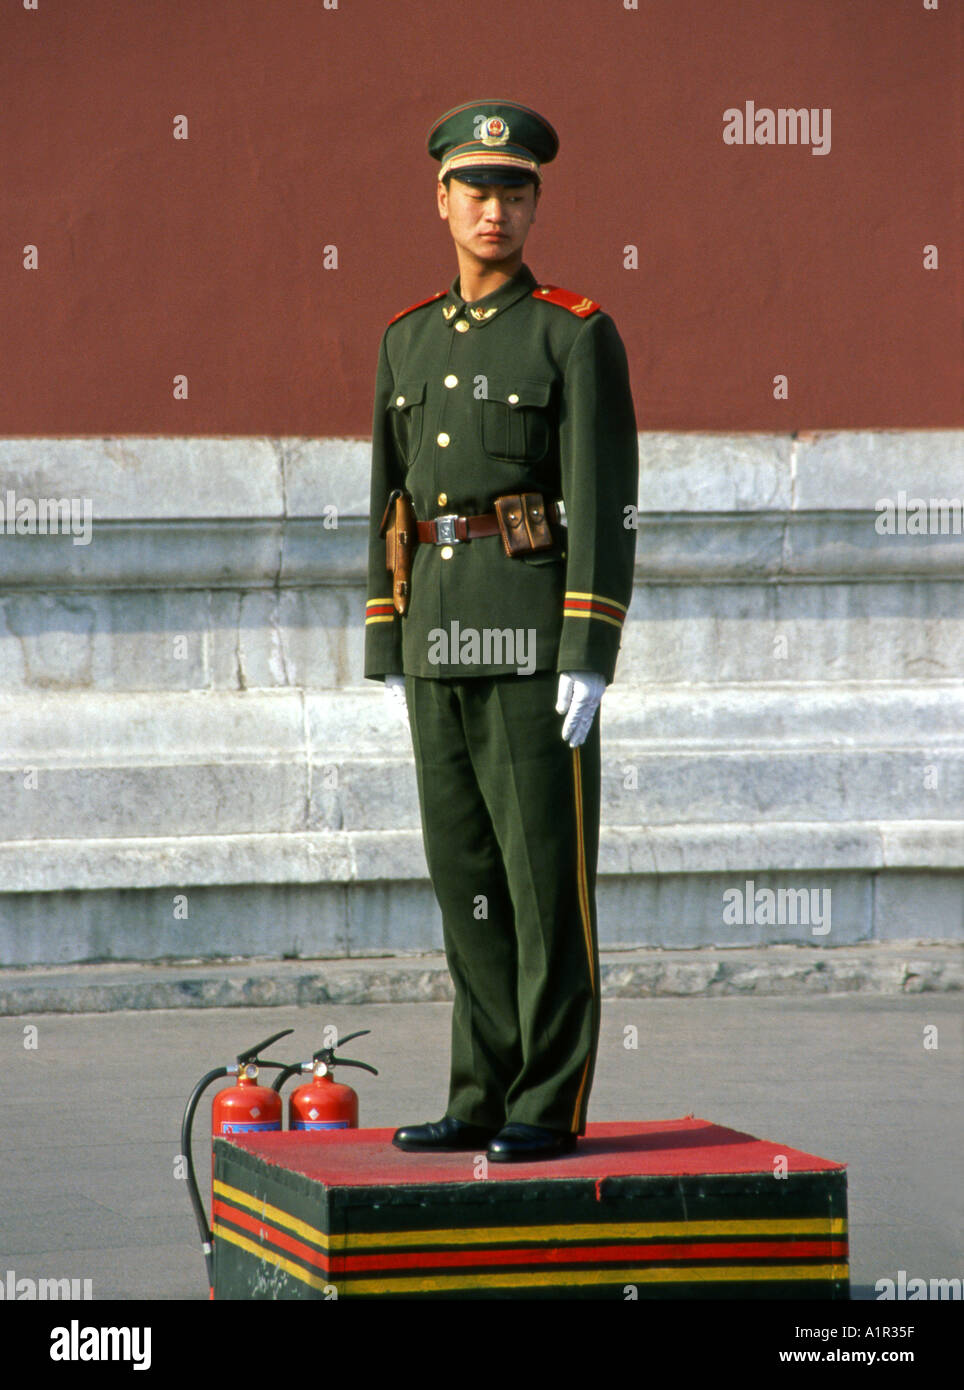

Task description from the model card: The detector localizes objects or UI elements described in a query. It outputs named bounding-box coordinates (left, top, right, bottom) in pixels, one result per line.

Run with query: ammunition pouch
left=494, top=492, right=555, bottom=557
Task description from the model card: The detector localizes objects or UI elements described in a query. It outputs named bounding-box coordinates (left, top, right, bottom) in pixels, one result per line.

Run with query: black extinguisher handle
left=236, top=1028, right=294, bottom=1064
left=329, top=1056, right=379, bottom=1077
left=271, top=1031, right=380, bottom=1094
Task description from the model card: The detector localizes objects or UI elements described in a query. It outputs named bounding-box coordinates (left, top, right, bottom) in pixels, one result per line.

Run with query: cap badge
left=478, top=115, right=510, bottom=146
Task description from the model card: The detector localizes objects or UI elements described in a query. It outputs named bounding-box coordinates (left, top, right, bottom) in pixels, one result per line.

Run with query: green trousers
left=405, top=671, right=602, bottom=1135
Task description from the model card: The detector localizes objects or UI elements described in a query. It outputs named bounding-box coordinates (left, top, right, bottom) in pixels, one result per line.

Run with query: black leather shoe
left=392, top=1116, right=499, bottom=1152
left=486, top=1123, right=578, bottom=1162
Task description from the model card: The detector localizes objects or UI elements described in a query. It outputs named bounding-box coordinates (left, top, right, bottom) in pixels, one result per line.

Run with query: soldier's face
left=437, top=177, right=539, bottom=265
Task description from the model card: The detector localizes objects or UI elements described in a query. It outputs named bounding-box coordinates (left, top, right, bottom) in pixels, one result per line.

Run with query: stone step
left=3, top=944, right=961, bottom=1016
left=2, top=573, right=964, bottom=691
left=3, top=685, right=963, bottom=840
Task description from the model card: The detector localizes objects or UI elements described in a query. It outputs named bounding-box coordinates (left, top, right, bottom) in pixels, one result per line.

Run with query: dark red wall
left=2, top=0, right=960, bottom=434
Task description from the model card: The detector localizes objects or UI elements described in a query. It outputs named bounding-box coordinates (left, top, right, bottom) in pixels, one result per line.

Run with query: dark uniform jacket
left=364, top=262, right=638, bottom=684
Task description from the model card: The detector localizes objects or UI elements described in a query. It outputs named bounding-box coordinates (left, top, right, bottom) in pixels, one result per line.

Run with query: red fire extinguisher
left=180, top=1028, right=294, bottom=1295
left=212, top=1060, right=283, bottom=1136
left=274, top=1029, right=378, bottom=1131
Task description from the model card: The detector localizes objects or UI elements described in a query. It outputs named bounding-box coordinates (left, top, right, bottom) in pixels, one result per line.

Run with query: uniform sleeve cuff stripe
left=564, top=591, right=628, bottom=615
left=563, top=610, right=624, bottom=631
left=564, top=597, right=627, bottom=624
left=366, top=596, right=396, bottom=623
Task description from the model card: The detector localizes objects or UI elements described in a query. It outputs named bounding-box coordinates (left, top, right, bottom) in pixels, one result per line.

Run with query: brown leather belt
left=417, top=500, right=561, bottom=545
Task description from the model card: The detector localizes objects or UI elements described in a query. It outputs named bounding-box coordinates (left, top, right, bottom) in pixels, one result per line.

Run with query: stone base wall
left=1, top=431, right=962, bottom=964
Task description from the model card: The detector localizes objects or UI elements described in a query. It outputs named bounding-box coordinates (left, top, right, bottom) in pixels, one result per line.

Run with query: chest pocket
left=388, top=381, right=425, bottom=466
left=479, top=378, right=553, bottom=463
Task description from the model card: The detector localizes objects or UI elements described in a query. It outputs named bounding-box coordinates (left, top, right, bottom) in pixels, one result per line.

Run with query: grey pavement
left=1, top=991, right=961, bottom=1302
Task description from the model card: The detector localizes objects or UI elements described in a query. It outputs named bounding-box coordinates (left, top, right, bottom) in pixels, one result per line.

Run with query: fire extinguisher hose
left=179, top=1029, right=294, bottom=1296
left=180, top=1066, right=230, bottom=1290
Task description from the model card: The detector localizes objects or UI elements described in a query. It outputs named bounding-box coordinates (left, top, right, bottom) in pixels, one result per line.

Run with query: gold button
left=437, top=492, right=448, bottom=506
left=395, top=395, right=406, bottom=407
left=444, top=374, right=458, bottom=388
left=454, top=320, right=469, bottom=333
left=440, top=545, right=454, bottom=560
left=507, top=393, right=519, bottom=405
left=437, top=432, right=450, bottom=447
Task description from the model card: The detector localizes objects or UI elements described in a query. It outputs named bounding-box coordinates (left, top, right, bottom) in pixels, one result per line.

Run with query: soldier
left=365, top=100, right=638, bottom=1161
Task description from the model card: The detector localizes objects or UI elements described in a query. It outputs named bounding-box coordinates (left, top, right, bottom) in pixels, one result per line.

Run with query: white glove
left=384, top=673, right=408, bottom=717
left=555, top=670, right=606, bottom=748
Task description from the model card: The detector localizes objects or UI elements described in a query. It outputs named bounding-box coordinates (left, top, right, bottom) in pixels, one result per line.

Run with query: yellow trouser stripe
left=570, top=746, right=596, bottom=1130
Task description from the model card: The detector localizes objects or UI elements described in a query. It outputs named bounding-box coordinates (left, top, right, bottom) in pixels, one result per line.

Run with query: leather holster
left=379, top=488, right=418, bottom=615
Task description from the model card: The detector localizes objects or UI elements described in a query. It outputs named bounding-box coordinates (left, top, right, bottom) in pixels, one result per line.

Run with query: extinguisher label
left=219, top=1121, right=282, bottom=1134
left=293, top=1121, right=350, bottom=1130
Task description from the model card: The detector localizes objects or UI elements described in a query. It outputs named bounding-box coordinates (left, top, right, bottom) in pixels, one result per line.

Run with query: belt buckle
left=434, top=514, right=461, bottom=545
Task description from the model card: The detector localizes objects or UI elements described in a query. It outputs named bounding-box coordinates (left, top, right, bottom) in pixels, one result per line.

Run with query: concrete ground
left=1, top=992, right=961, bottom=1302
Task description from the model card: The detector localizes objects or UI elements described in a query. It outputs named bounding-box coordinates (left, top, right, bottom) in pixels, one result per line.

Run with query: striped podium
left=211, top=1116, right=848, bottom=1299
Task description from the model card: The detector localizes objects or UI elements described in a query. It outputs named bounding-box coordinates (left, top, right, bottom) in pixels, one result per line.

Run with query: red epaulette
left=531, top=284, right=600, bottom=317
left=388, top=290, right=447, bottom=325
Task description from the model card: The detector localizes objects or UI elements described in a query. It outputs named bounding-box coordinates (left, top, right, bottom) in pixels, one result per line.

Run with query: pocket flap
left=484, top=378, right=553, bottom=408
left=389, top=381, right=426, bottom=411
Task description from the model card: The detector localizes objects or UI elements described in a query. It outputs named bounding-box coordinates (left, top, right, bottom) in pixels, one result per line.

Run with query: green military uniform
left=365, top=102, right=638, bottom=1140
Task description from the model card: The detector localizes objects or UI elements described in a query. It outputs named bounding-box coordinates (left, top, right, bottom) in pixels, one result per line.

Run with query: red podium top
left=226, top=1116, right=845, bottom=1187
